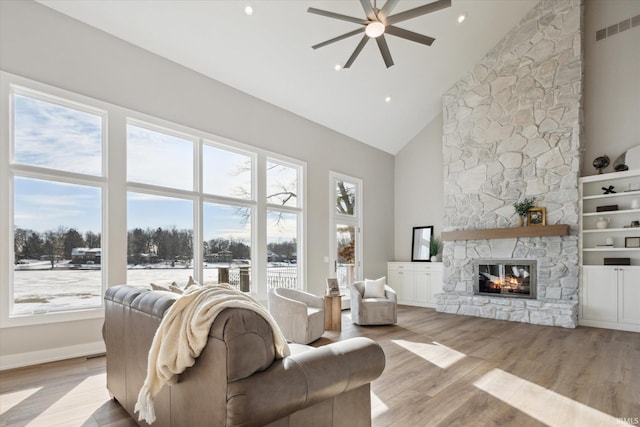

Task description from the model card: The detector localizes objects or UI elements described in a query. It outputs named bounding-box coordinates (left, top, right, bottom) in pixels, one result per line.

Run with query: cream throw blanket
left=134, top=283, right=291, bottom=424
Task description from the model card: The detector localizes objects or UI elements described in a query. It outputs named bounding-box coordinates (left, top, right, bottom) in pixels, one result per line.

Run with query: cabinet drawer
left=388, top=262, right=412, bottom=271
left=414, top=263, right=443, bottom=272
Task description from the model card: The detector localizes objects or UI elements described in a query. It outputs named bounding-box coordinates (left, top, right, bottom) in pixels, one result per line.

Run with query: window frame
left=329, top=171, right=363, bottom=286
left=1, top=71, right=307, bottom=328
left=1, top=73, right=109, bottom=327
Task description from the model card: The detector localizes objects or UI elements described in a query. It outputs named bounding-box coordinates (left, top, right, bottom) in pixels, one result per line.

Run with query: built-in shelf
left=441, top=224, right=570, bottom=241
left=582, top=190, right=640, bottom=200
left=583, top=247, right=640, bottom=252
left=583, top=208, right=640, bottom=216
left=583, top=228, right=640, bottom=233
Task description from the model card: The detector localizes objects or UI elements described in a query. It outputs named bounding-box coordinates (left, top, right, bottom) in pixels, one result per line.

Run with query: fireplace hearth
left=473, top=259, right=537, bottom=299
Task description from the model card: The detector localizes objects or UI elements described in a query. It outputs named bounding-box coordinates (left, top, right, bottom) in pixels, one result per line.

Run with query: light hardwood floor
left=1, top=306, right=639, bottom=426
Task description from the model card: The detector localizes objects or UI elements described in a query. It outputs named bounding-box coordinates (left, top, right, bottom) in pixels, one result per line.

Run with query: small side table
left=324, top=294, right=342, bottom=331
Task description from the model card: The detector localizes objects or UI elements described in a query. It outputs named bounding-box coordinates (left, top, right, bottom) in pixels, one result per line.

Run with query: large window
left=8, top=87, right=105, bottom=317
left=1, top=72, right=306, bottom=326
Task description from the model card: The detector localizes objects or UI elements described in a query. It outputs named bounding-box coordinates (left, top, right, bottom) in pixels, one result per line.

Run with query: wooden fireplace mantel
left=441, top=224, right=570, bottom=241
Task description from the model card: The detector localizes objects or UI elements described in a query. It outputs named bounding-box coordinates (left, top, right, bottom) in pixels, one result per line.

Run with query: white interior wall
left=0, top=0, right=395, bottom=368
left=394, top=113, right=444, bottom=260
left=582, top=0, right=640, bottom=176
left=394, top=0, right=639, bottom=262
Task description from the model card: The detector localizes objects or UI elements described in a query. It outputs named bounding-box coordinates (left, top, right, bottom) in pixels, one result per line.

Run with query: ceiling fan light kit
left=365, top=21, right=385, bottom=37
left=308, top=0, right=452, bottom=69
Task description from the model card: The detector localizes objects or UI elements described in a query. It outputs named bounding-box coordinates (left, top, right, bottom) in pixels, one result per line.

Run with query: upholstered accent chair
left=267, top=287, right=325, bottom=344
left=350, top=279, right=398, bottom=325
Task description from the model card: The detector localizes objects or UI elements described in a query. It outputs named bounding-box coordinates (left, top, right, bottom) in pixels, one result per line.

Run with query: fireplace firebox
left=473, top=259, right=537, bottom=299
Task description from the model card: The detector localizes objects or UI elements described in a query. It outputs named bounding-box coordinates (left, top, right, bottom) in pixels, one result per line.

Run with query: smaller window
left=203, top=143, right=253, bottom=199
left=127, top=124, right=194, bottom=191
left=203, top=202, right=252, bottom=289
left=266, top=160, right=298, bottom=208
left=336, top=180, right=356, bottom=216
left=266, top=210, right=298, bottom=289
left=126, top=192, right=194, bottom=286
left=13, top=92, right=103, bottom=176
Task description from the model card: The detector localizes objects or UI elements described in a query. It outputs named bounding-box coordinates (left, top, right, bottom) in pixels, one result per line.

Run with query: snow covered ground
left=11, top=262, right=296, bottom=316
left=11, top=264, right=225, bottom=316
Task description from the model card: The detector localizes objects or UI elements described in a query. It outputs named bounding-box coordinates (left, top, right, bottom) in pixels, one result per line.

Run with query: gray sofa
left=103, top=285, right=385, bottom=427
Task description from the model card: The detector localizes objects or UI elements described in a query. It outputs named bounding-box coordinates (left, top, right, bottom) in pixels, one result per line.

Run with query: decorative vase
left=518, top=216, right=524, bottom=227
left=430, top=255, right=438, bottom=262
left=596, top=217, right=610, bottom=229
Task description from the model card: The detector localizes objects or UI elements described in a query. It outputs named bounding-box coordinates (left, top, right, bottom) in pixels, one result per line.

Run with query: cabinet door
left=582, top=267, right=618, bottom=322
left=619, top=268, right=640, bottom=325
left=388, top=269, right=414, bottom=301
left=414, top=270, right=431, bottom=303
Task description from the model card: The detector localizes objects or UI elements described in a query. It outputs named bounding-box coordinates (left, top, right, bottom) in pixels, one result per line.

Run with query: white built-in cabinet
left=579, top=170, right=640, bottom=332
left=580, top=266, right=640, bottom=332
left=387, top=262, right=442, bottom=308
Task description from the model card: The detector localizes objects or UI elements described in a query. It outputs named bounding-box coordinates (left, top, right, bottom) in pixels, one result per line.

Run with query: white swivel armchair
left=350, top=279, right=397, bottom=325
left=267, top=288, right=325, bottom=344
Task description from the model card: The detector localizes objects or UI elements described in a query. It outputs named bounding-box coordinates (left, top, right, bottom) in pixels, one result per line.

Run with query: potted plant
left=429, top=237, right=440, bottom=262
left=513, top=197, right=535, bottom=226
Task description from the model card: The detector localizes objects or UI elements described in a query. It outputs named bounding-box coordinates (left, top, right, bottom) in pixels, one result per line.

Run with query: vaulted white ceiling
left=37, top=0, right=538, bottom=154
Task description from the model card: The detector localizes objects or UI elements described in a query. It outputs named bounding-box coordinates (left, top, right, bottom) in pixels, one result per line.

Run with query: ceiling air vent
left=595, top=14, right=639, bottom=42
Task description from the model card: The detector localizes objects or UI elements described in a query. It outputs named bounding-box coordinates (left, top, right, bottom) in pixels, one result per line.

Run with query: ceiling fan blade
left=379, top=0, right=400, bottom=20
left=307, top=7, right=369, bottom=25
left=385, top=0, right=451, bottom=25
left=359, top=0, right=377, bottom=21
left=376, top=35, right=394, bottom=68
left=344, top=35, right=370, bottom=69
left=385, top=26, right=435, bottom=46
left=312, top=28, right=365, bottom=49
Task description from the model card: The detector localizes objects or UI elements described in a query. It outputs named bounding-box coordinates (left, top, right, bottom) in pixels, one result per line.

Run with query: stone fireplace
left=437, top=0, right=582, bottom=328
left=474, top=259, right=537, bottom=299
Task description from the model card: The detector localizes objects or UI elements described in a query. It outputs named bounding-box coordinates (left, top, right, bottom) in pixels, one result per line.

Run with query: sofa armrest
left=226, top=337, right=385, bottom=426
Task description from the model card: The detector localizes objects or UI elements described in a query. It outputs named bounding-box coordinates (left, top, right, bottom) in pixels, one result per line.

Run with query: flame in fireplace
left=480, top=272, right=524, bottom=290
left=490, top=276, right=523, bottom=290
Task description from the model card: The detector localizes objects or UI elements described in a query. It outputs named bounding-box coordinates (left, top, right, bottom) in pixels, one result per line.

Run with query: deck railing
left=219, top=263, right=354, bottom=291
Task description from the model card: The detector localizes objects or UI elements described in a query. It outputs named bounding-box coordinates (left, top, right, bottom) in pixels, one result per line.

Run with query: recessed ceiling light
left=457, top=12, right=467, bottom=23
left=244, top=3, right=254, bottom=16
left=385, top=96, right=392, bottom=103
left=334, top=64, right=342, bottom=71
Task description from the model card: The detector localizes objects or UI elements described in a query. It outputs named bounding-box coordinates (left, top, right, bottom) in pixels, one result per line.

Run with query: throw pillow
left=169, top=283, right=185, bottom=294
left=184, top=275, right=201, bottom=289
left=150, top=283, right=171, bottom=292
left=363, top=277, right=386, bottom=298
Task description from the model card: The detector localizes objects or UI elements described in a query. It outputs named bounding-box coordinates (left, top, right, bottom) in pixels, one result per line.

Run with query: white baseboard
left=0, top=340, right=106, bottom=371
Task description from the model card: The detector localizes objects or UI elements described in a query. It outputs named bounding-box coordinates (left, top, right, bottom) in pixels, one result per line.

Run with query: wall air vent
left=595, top=14, right=640, bottom=42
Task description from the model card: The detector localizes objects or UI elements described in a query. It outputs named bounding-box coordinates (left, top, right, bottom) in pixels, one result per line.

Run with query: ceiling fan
left=308, top=0, right=451, bottom=69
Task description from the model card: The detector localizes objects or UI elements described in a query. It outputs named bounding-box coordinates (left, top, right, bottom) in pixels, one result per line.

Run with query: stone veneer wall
left=438, top=0, right=583, bottom=328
